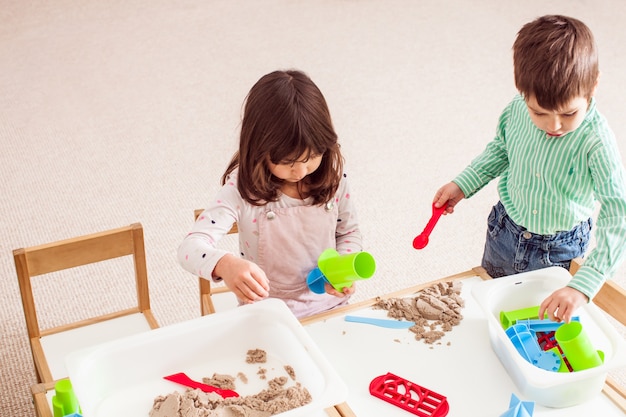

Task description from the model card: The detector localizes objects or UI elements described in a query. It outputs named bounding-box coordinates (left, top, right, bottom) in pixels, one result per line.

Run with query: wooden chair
left=570, top=258, right=626, bottom=326
left=193, top=209, right=238, bottom=315
left=13, top=222, right=159, bottom=384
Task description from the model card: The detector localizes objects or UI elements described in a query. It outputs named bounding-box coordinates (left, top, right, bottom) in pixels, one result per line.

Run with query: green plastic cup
left=555, top=321, right=604, bottom=371
left=317, top=248, right=376, bottom=292
left=52, top=379, right=81, bottom=417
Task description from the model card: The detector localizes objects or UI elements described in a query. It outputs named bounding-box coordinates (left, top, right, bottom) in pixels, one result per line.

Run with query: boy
left=433, top=15, right=626, bottom=323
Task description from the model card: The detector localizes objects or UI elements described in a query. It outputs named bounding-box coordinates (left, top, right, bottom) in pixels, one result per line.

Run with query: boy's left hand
left=325, top=282, right=355, bottom=297
left=539, top=286, right=589, bottom=323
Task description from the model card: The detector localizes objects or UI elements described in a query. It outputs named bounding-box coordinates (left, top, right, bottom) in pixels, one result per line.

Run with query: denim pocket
left=546, top=244, right=578, bottom=268
left=486, top=204, right=503, bottom=239
left=546, top=233, right=588, bottom=266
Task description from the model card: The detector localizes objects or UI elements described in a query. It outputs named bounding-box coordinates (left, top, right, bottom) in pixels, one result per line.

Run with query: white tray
left=472, top=267, right=626, bottom=408
left=66, top=299, right=347, bottom=416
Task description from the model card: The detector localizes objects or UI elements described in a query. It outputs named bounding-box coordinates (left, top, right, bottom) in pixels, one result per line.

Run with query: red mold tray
left=369, top=372, right=449, bottom=416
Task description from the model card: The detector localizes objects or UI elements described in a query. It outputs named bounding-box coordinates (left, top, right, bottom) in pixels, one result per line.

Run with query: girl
left=178, top=69, right=363, bottom=318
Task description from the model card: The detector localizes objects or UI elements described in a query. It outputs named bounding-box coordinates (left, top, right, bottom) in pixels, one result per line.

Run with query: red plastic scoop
left=164, top=373, right=239, bottom=398
left=413, top=203, right=447, bottom=249
left=369, top=372, right=449, bottom=416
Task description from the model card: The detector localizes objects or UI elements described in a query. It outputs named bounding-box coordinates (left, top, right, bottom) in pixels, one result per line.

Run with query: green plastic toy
left=52, top=379, right=81, bottom=417
left=500, top=306, right=546, bottom=329
left=306, top=248, right=376, bottom=294
left=555, top=321, right=605, bottom=371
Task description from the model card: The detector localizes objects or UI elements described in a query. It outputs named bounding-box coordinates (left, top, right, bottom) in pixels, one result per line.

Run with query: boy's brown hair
left=513, top=15, right=599, bottom=110
left=222, top=70, right=343, bottom=206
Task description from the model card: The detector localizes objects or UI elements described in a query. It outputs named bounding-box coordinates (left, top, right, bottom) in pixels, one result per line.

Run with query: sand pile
left=374, top=280, right=464, bottom=344
left=150, top=349, right=311, bottom=417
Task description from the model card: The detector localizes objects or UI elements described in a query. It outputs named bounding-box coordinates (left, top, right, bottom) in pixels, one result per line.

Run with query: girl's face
left=268, top=151, right=323, bottom=183
left=525, top=94, right=590, bottom=137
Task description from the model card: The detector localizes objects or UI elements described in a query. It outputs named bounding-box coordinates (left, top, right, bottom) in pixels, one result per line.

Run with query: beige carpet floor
left=1, top=1, right=625, bottom=416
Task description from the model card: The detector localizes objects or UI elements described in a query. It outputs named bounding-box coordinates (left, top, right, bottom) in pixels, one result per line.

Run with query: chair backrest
left=13, top=222, right=159, bottom=383
left=193, top=209, right=237, bottom=315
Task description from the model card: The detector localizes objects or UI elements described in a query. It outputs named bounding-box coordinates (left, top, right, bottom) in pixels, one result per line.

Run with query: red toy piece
left=369, top=372, right=449, bottom=416
left=164, top=373, right=239, bottom=398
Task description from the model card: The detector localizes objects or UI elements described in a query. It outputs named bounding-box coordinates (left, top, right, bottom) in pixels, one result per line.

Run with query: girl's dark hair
left=513, top=15, right=599, bottom=110
left=222, top=70, right=343, bottom=206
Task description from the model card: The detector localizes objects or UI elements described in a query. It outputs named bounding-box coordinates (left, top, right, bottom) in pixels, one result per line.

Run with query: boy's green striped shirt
left=454, top=95, right=626, bottom=299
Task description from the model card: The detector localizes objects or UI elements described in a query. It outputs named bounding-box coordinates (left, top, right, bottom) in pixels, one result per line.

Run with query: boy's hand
left=433, top=182, right=465, bottom=214
left=325, top=282, right=355, bottom=297
left=213, top=254, right=270, bottom=303
left=539, top=286, right=588, bottom=323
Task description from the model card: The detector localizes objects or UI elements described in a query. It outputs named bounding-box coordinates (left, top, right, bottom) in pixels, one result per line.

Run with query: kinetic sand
left=375, top=281, right=465, bottom=344
left=150, top=349, right=311, bottom=417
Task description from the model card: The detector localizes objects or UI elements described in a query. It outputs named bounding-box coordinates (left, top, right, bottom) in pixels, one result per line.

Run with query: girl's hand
left=325, top=282, right=355, bottom=297
left=539, top=286, right=588, bottom=323
left=213, top=254, right=270, bottom=303
left=433, top=182, right=465, bottom=214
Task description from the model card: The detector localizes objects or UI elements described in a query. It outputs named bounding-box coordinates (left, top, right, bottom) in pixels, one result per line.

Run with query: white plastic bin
left=472, top=267, right=626, bottom=408
left=66, top=298, right=347, bottom=417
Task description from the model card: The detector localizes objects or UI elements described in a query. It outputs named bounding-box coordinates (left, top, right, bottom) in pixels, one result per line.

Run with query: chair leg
left=31, top=338, right=53, bottom=384
left=199, top=277, right=216, bottom=315
left=31, top=382, right=54, bottom=417
left=203, top=295, right=217, bottom=316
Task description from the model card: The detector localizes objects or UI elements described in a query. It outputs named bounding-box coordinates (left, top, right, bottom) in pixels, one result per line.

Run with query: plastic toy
left=516, top=316, right=578, bottom=333
left=344, top=315, right=415, bottom=329
left=412, top=202, right=447, bottom=250
left=535, top=331, right=558, bottom=351
left=306, top=248, right=376, bottom=294
left=555, top=321, right=605, bottom=371
left=546, top=346, right=572, bottom=372
left=505, top=324, right=561, bottom=372
left=500, top=306, right=545, bottom=329
left=535, top=331, right=573, bottom=372
left=164, top=373, right=239, bottom=398
left=499, top=393, right=534, bottom=417
left=369, top=372, right=449, bottom=416
left=52, top=379, right=81, bottom=417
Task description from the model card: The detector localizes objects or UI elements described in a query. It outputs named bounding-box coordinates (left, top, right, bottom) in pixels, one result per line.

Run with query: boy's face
left=525, top=95, right=590, bottom=137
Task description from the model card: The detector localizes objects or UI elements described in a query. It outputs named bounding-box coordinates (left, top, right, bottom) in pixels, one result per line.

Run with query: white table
left=303, top=269, right=626, bottom=417
left=33, top=268, right=624, bottom=417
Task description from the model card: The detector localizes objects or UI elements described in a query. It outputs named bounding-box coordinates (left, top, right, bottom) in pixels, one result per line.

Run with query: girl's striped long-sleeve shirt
left=454, top=94, right=626, bottom=299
